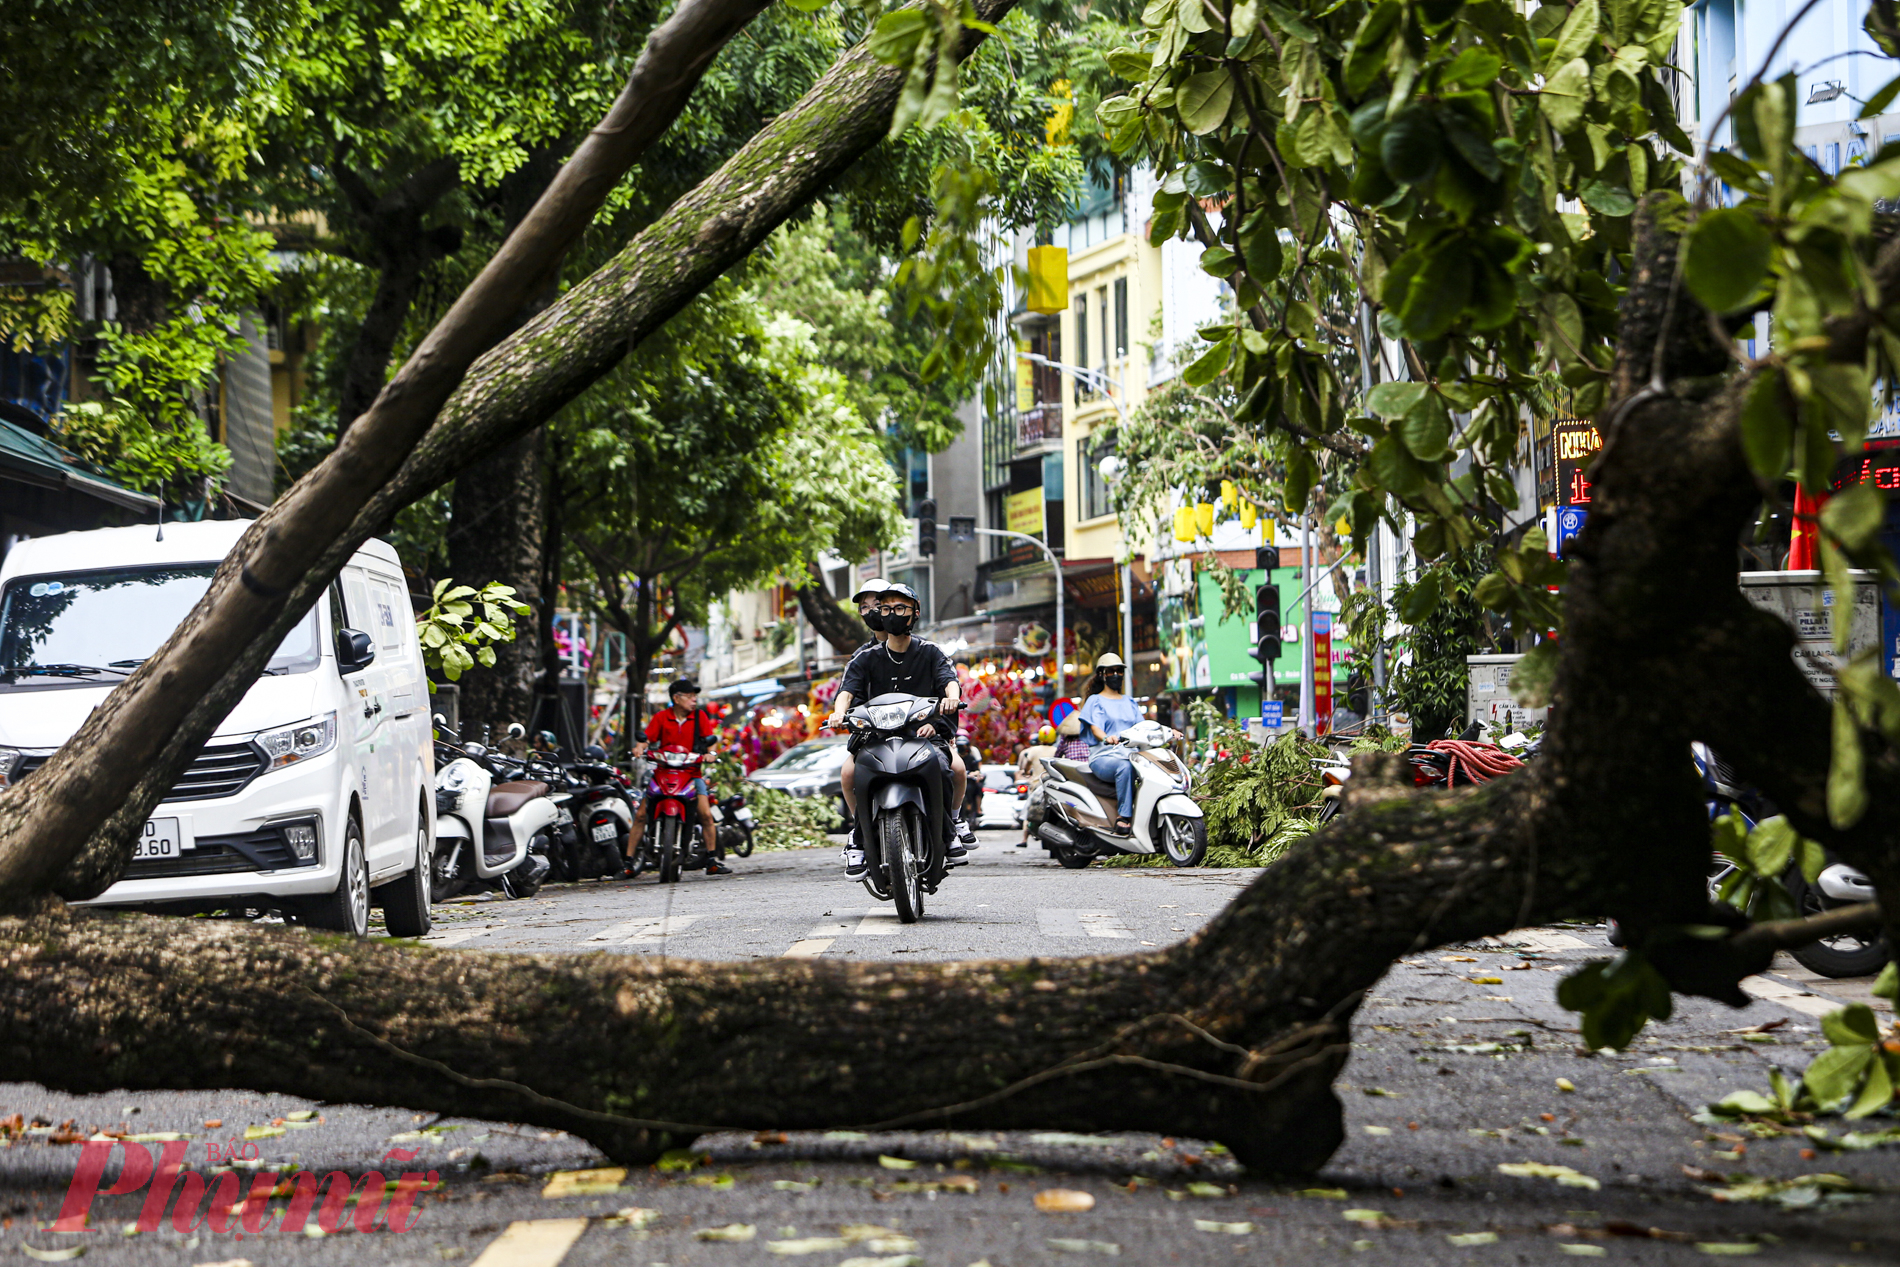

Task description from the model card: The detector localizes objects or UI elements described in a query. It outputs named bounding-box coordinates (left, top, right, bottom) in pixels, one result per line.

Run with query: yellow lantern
left=1173, top=506, right=1196, bottom=542
left=1195, top=501, right=1216, bottom=537
left=1026, top=245, right=1068, bottom=315
left=1220, top=479, right=1237, bottom=509
left=1240, top=500, right=1258, bottom=531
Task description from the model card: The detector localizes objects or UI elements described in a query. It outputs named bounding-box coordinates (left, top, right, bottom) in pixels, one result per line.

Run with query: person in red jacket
left=630, top=678, right=731, bottom=876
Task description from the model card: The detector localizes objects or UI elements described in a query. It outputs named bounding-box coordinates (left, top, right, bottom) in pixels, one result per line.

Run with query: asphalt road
left=3, top=829, right=1896, bottom=1266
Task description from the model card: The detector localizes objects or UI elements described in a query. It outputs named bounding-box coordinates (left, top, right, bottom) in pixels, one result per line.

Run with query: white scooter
left=432, top=719, right=556, bottom=900
left=1038, top=720, right=1207, bottom=868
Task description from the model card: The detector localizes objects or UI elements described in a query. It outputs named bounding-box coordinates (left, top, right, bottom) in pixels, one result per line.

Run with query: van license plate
left=136, top=818, right=186, bottom=860
left=590, top=822, right=618, bottom=842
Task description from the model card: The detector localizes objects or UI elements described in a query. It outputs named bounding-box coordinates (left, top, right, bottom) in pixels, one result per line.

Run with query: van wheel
left=380, top=814, right=433, bottom=938
left=306, top=817, right=370, bottom=936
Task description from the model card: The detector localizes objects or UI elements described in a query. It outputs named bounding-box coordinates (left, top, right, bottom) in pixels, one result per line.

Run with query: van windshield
left=0, top=565, right=322, bottom=685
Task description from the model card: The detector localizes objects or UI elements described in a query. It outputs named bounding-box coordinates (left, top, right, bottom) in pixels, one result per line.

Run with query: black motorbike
left=843, top=693, right=959, bottom=923
left=711, top=792, right=755, bottom=858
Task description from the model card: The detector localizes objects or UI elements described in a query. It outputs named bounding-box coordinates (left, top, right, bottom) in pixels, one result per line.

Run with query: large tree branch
left=0, top=0, right=783, bottom=905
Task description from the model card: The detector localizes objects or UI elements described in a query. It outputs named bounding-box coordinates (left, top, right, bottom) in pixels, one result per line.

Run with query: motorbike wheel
left=1786, top=873, right=1891, bottom=977
left=1055, top=845, right=1094, bottom=869
left=1160, top=814, right=1208, bottom=867
left=885, top=809, right=924, bottom=924
left=732, top=825, right=755, bottom=858
left=658, top=816, right=681, bottom=885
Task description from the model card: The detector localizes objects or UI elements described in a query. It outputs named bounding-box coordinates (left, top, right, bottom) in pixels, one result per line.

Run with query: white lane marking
left=1486, top=929, right=1593, bottom=952
left=855, top=913, right=904, bottom=936
left=1037, top=909, right=1132, bottom=938
left=584, top=919, right=656, bottom=943
left=805, top=915, right=862, bottom=938
left=469, top=1218, right=589, bottom=1267
left=623, top=915, right=706, bottom=943
left=1741, top=975, right=1840, bottom=1018
left=784, top=939, right=835, bottom=958
left=419, top=927, right=498, bottom=947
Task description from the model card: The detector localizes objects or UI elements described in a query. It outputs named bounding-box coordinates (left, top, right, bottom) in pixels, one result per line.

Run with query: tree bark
left=0, top=0, right=783, bottom=905
left=447, top=434, right=547, bottom=740
left=796, top=562, right=870, bottom=653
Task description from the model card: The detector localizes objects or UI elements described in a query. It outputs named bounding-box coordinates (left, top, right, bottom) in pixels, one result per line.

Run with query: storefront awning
left=0, top=416, right=158, bottom=514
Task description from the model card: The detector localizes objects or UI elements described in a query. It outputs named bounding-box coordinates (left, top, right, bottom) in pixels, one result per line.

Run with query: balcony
left=1016, top=404, right=1061, bottom=451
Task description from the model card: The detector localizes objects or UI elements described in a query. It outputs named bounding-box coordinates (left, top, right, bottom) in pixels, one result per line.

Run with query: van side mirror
left=336, top=628, right=376, bottom=673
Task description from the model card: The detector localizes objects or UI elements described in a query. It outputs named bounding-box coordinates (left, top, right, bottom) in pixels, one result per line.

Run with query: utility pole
left=973, top=527, right=1064, bottom=700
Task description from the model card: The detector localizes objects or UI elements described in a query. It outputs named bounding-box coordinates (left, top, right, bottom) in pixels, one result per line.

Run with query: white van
left=0, top=520, right=434, bottom=937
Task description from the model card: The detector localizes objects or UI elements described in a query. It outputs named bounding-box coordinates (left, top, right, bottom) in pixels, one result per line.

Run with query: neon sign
left=1828, top=450, right=1900, bottom=492
left=1553, top=419, right=1602, bottom=507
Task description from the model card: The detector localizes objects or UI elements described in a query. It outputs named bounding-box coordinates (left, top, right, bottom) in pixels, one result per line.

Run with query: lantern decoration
left=1026, top=245, right=1069, bottom=315
left=1220, top=479, right=1237, bottom=509
left=1174, top=506, right=1197, bottom=541
left=1240, top=500, right=1258, bottom=530
left=1194, top=501, right=1216, bottom=537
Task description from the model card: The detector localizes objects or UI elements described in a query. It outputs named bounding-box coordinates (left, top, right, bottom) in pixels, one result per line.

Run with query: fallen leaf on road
left=242, top=1125, right=283, bottom=1140
left=1193, top=1220, right=1252, bottom=1234
left=773, top=1180, right=820, bottom=1192
left=1558, top=1246, right=1606, bottom=1257
left=839, top=1224, right=905, bottom=1244
left=1555, top=1078, right=1576, bottom=1092
left=1302, top=1188, right=1347, bottom=1199
left=602, top=1208, right=659, bottom=1229
left=1498, top=1162, right=1599, bottom=1190
left=1034, top=1189, right=1095, bottom=1212
left=766, top=1237, right=849, bottom=1255
left=1045, top=1239, right=1119, bottom=1255
left=1702, top=1173, right=1864, bottom=1209
left=542, top=1167, right=626, bottom=1198
left=686, top=1173, right=735, bottom=1188
left=20, top=1249, right=84, bottom=1263
left=1443, top=956, right=1478, bottom=962
left=694, top=1224, right=757, bottom=1242
left=202, top=1120, right=222, bottom=1129
left=1447, top=1232, right=1498, bottom=1246
left=1363, top=1126, right=1392, bottom=1136
left=285, top=1111, right=317, bottom=1122
left=1361, top=1087, right=1399, bottom=1097
left=1342, top=1210, right=1387, bottom=1224
left=877, top=1155, right=917, bottom=1170
left=837, top=1257, right=920, bottom=1267
left=1694, top=1244, right=1760, bottom=1256
left=1469, top=977, right=1504, bottom=985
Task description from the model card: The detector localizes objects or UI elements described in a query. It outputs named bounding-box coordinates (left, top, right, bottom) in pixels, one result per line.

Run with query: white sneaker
left=843, top=848, right=868, bottom=877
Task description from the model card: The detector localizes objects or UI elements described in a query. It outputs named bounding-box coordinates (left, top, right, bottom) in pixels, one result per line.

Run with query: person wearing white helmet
left=1076, top=653, right=1178, bottom=835
left=827, top=582, right=974, bottom=877
left=852, top=577, right=891, bottom=644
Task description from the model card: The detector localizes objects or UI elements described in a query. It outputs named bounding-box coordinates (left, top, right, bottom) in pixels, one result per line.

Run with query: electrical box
left=1465, top=654, right=1548, bottom=733
left=1737, top=570, right=1881, bottom=697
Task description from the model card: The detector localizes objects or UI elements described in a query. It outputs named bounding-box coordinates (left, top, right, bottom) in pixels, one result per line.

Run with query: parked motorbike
left=841, top=692, right=964, bottom=922
left=430, top=719, right=554, bottom=901
left=711, top=792, right=755, bottom=858
left=1038, top=720, right=1206, bottom=869
left=529, top=738, right=635, bottom=883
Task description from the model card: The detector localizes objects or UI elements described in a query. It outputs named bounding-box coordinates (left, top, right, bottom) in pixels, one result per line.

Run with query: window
left=1079, top=434, right=1116, bottom=521
left=1114, top=277, right=1129, bottom=359
left=1098, top=287, right=1109, bottom=370
left=892, top=447, right=930, bottom=514
left=1073, top=298, right=1090, bottom=404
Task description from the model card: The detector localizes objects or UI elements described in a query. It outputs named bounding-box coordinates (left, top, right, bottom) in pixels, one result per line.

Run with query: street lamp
left=1017, top=351, right=1137, bottom=673
left=972, top=527, right=1065, bottom=701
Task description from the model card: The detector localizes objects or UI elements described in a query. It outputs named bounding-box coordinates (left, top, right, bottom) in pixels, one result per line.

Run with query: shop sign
left=1553, top=418, right=1602, bottom=506
left=1013, top=622, right=1053, bottom=657
left=1005, top=488, right=1045, bottom=537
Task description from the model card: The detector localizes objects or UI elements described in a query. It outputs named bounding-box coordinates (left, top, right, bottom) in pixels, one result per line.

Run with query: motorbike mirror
left=506, top=722, right=527, bottom=741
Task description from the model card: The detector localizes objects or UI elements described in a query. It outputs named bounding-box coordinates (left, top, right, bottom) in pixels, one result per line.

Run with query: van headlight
left=258, top=713, right=337, bottom=770
left=0, top=748, right=21, bottom=788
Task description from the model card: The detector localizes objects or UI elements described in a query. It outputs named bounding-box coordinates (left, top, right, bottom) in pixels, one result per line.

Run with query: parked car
left=746, top=735, right=850, bottom=831
left=0, top=520, right=434, bottom=937
left=979, top=762, right=1021, bottom=829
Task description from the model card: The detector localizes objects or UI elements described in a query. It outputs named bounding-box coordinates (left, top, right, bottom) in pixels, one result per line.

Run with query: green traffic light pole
left=970, top=527, right=1064, bottom=702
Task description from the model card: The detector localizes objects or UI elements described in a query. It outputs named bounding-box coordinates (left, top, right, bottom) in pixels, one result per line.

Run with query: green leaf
left=1860, top=72, right=1900, bottom=120
left=1184, top=161, right=1230, bottom=197
left=1344, top=0, right=1402, bottom=95
left=1399, top=395, right=1452, bottom=460
left=1240, top=210, right=1284, bottom=281
left=1182, top=334, right=1234, bottom=386
left=1822, top=482, right=1885, bottom=553
left=1365, top=381, right=1427, bottom=418
left=1396, top=245, right=1473, bottom=340
left=781, top=0, right=830, bottom=11
left=1578, top=179, right=1636, bottom=217
left=1746, top=816, right=1797, bottom=877
left=1381, top=106, right=1441, bottom=185
left=867, top=9, right=929, bottom=65
left=1398, top=572, right=1442, bottom=623
left=1739, top=367, right=1792, bottom=478
left=1177, top=70, right=1235, bottom=135
left=1845, top=1055, right=1894, bottom=1118
left=1798, top=836, right=1828, bottom=884
left=1371, top=434, right=1429, bottom=499
left=1828, top=697, right=1868, bottom=829
left=1873, top=962, right=1897, bottom=1001
left=1556, top=952, right=1670, bottom=1050
left=1107, top=47, right=1154, bottom=80
left=1823, top=1004, right=1883, bottom=1047
left=1441, top=47, right=1502, bottom=90
left=1803, top=1043, right=1876, bottom=1110
left=1548, top=0, right=1601, bottom=69
left=1539, top=58, right=1592, bottom=132
left=1682, top=208, right=1773, bottom=314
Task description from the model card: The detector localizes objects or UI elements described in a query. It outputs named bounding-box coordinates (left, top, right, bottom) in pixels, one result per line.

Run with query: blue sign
left=1555, top=505, right=1588, bottom=558
left=1262, top=700, right=1284, bottom=730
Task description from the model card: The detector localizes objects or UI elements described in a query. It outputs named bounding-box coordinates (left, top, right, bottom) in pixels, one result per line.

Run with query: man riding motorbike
left=629, top=678, right=731, bottom=877
left=827, top=583, right=972, bottom=877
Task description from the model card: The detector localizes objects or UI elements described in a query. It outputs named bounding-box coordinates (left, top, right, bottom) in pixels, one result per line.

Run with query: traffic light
left=1250, top=581, right=1282, bottom=666
left=1256, top=545, right=1280, bottom=572
left=917, top=498, right=937, bottom=557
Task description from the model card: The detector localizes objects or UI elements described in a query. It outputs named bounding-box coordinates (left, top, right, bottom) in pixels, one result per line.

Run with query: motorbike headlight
left=258, top=712, right=337, bottom=771
left=441, top=762, right=470, bottom=790
left=867, top=703, right=911, bottom=731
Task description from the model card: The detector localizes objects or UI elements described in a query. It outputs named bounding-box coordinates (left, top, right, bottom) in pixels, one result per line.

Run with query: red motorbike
left=638, top=746, right=710, bottom=884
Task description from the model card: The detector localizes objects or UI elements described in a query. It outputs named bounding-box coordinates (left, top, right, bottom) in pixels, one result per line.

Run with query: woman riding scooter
left=1075, top=654, right=1180, bottom=836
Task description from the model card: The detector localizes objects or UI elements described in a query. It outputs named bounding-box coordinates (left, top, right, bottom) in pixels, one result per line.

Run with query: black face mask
left=883, top=610, right=916, bottom=637
left=861, top=608, right=886, bottom=632
left=1103, top=672, right=1125, bottom=690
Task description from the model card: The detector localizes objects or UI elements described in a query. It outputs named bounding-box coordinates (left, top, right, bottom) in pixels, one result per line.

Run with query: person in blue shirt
left=1075, top=653, right=1177, bottom=834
